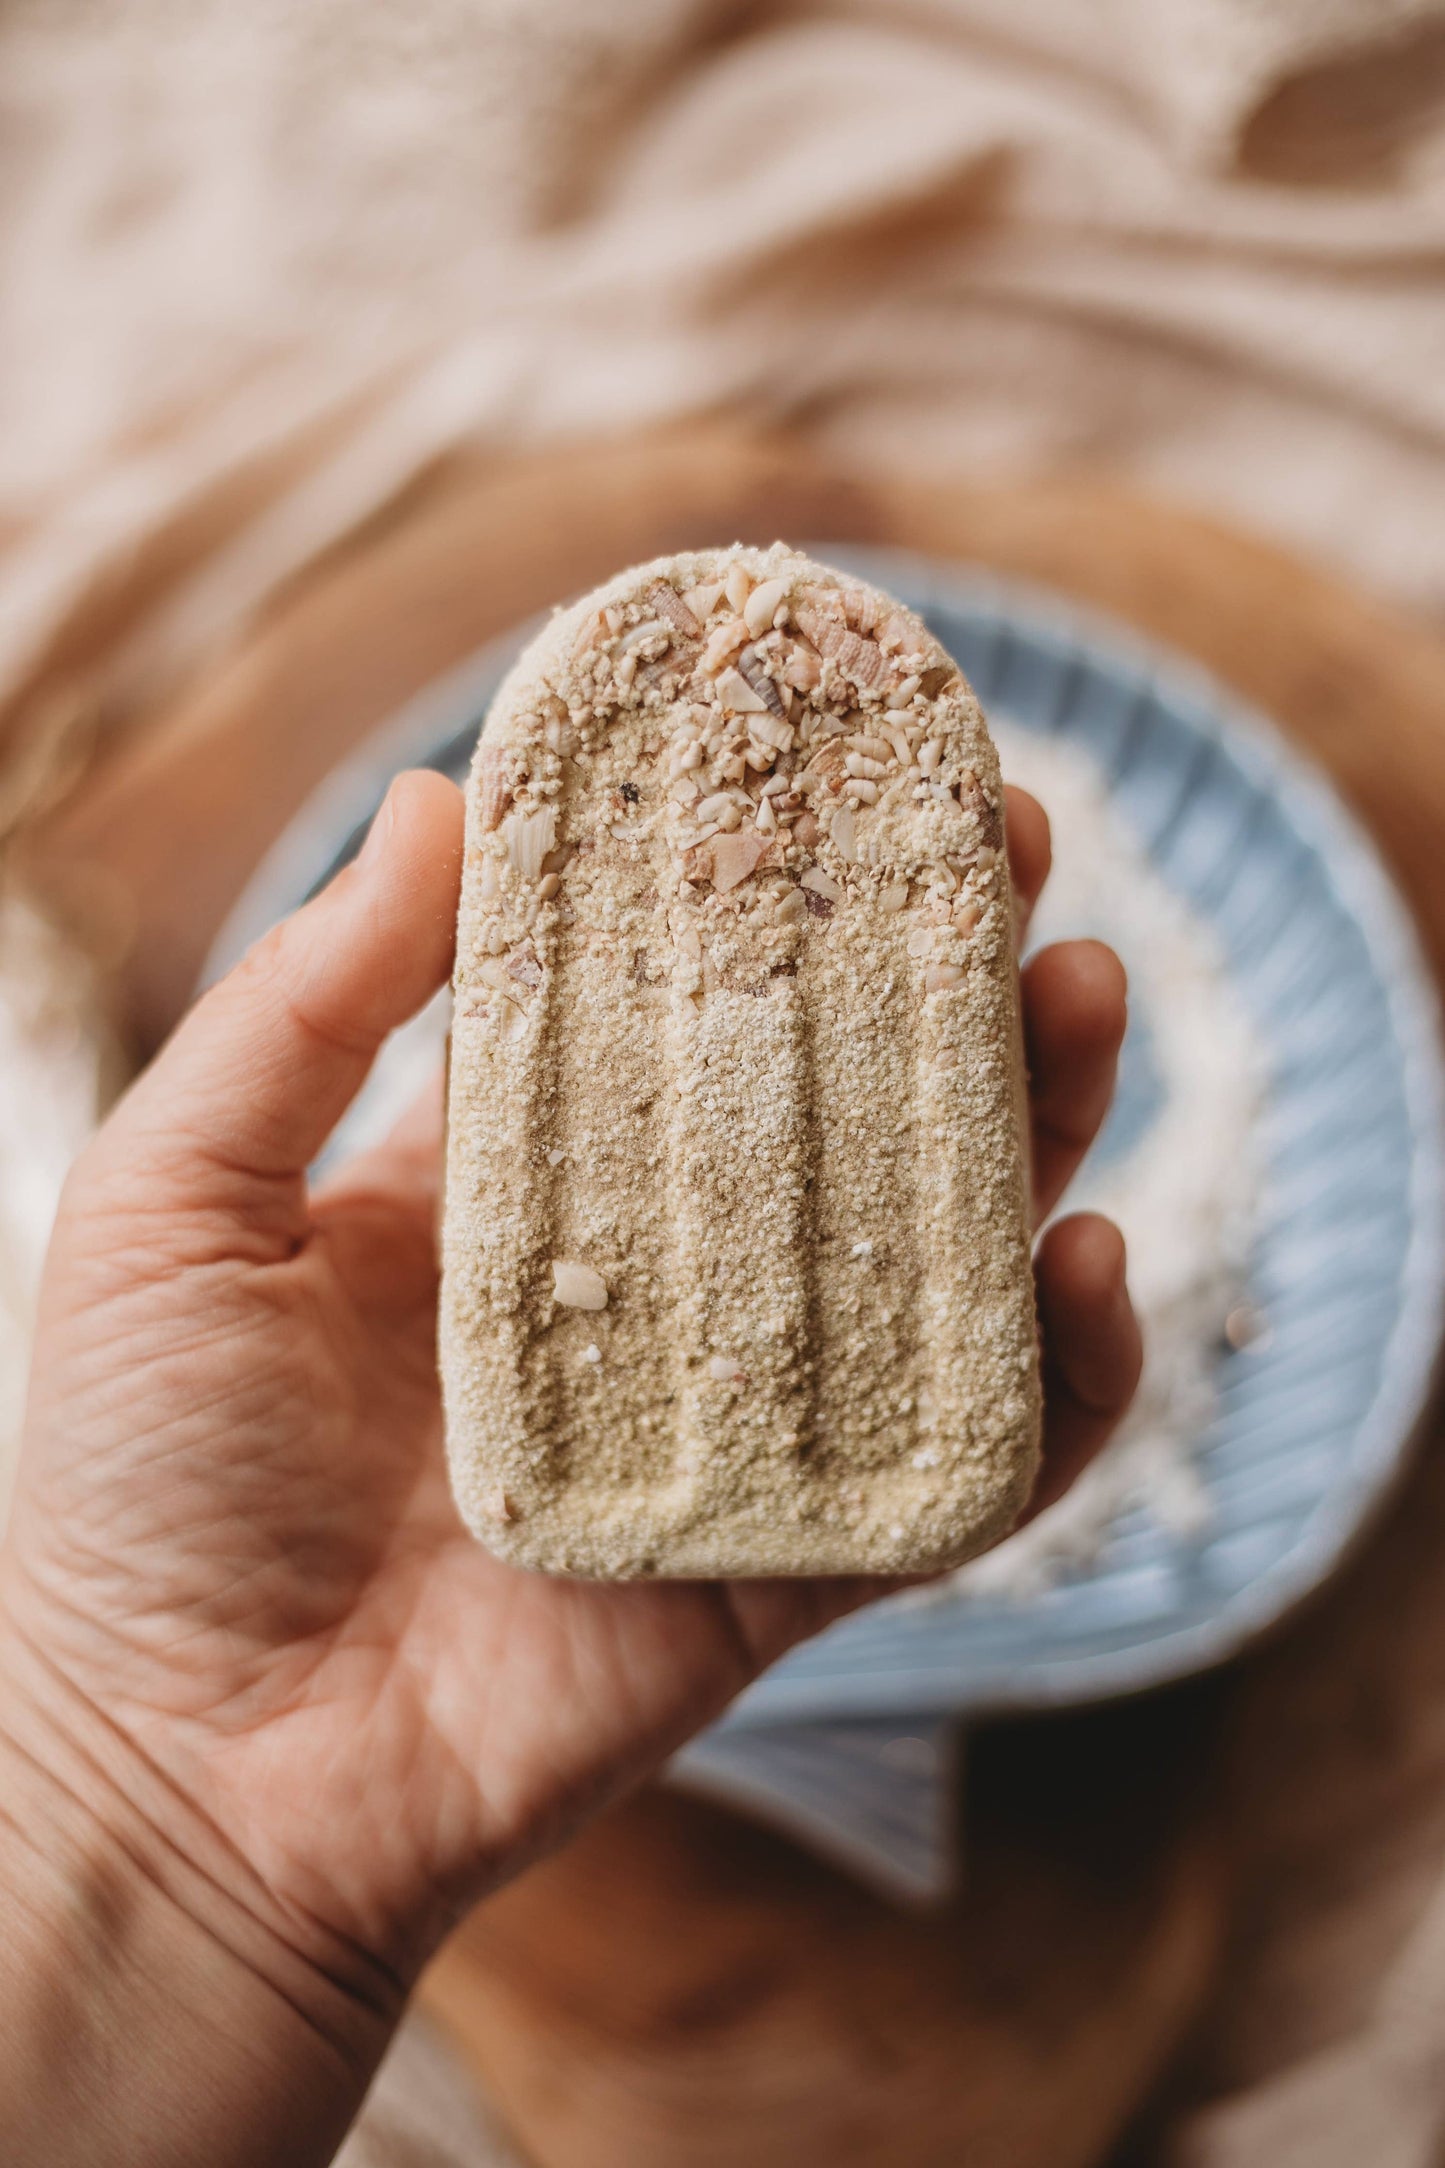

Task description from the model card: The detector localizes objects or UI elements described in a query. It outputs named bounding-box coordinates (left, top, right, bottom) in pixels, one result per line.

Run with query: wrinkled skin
left=0, top=773, right=1139, bottom=2163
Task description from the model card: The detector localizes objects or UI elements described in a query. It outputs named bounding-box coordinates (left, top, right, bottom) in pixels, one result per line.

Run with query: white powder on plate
left=948, top=722, right=1267, bottom=1596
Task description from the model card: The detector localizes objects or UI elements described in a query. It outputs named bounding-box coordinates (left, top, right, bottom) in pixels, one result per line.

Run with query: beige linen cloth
left=3, top=3, right=1445, bottom=2163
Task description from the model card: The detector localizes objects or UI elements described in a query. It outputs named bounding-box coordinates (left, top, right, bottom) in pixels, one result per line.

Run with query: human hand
left=0, top=770, right=1138, bottom=2166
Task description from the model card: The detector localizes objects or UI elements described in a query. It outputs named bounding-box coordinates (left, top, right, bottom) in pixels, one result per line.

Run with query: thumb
left=84, top=770, right=463, bottom=1234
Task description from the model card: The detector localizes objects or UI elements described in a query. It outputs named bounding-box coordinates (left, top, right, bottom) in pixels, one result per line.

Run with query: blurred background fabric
left=2, top=0, right=1445, bottom=838
left=4, top=3, right=1445, bottom=2164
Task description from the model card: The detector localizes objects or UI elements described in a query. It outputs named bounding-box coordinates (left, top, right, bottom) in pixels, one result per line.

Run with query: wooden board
left=23, top=423, right=1445, bottom=2164
left=423, top=1700, right=1223, bottom=2168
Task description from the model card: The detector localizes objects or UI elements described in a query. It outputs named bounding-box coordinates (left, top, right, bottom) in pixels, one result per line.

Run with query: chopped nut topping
left=800, top=867, right=843, bottom=903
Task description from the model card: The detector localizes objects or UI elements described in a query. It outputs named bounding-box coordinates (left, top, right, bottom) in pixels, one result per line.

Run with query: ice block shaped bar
left=440, top=544, right=1040, bottom=1577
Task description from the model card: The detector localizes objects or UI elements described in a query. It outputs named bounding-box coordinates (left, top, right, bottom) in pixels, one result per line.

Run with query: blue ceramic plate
left=206, top=551, right=1445, bottom=1724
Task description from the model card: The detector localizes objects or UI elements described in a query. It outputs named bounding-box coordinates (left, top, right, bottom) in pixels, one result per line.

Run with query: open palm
left=1, top=771, right=1138, bottom=1991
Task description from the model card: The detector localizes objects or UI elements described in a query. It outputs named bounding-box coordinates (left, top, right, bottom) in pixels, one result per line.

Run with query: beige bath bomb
left=440, top=543, right=1041, bottom=1578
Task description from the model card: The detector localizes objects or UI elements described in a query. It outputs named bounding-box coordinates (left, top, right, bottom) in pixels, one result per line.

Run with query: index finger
left=1005, top=785, right=1050, bottom=939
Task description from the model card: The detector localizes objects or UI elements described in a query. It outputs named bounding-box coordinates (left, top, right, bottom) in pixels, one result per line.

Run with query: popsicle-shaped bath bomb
left=440, top=544, right=1040, bottom=1577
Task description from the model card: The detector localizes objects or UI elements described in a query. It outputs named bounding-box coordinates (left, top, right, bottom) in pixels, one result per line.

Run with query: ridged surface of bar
left=441, top=544, right=1039, bottom=1576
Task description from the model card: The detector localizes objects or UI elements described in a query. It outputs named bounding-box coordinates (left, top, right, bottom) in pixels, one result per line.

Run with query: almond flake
left=801, top=867, right=843, bottom=903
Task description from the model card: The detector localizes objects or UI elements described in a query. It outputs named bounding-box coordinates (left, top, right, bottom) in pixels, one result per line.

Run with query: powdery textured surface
left=949, top=724, right=1265, bottom=1596
left=441, top=544, right=1039, bottom=1579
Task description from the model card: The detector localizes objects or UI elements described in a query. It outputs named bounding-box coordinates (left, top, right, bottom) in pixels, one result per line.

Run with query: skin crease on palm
left=0, top=769, right=1140, bottom=2158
